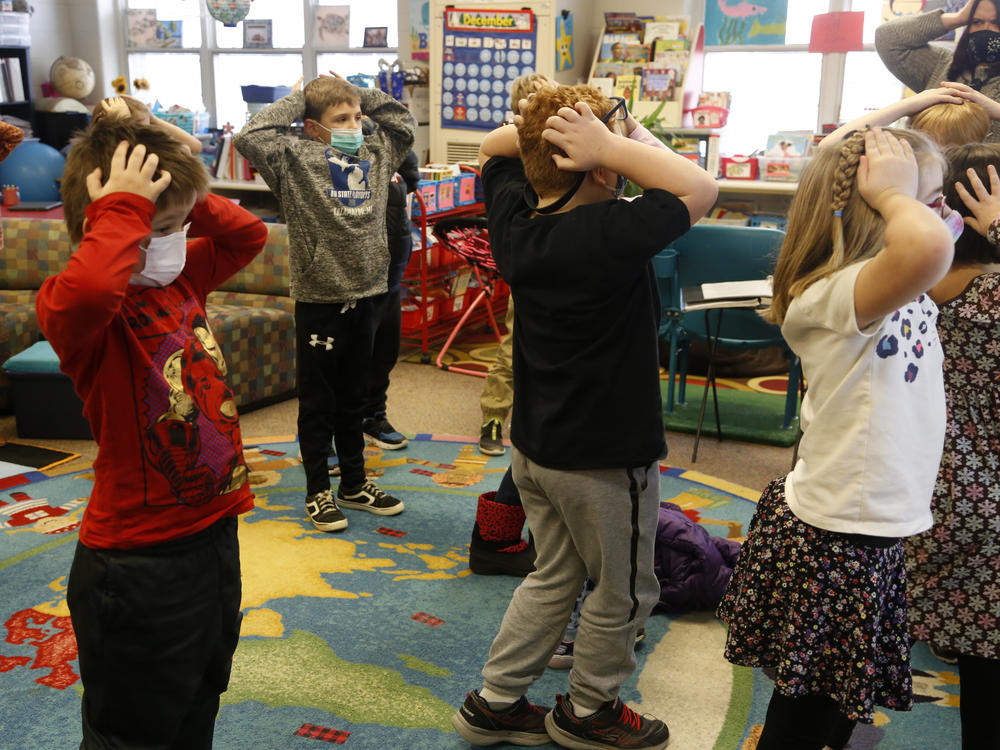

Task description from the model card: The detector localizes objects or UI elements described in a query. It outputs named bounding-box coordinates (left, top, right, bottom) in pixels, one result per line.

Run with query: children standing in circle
left=717, top=127, right=954, bottom=750
left=907, top=144, right=1000, bottom=750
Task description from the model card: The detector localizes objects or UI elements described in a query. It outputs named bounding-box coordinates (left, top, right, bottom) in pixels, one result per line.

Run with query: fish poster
left=706, top=0, right=788, bottom=46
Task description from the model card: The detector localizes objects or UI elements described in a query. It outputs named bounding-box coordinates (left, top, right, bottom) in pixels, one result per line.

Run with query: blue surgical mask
left=315, top=122, right=364, bottom=154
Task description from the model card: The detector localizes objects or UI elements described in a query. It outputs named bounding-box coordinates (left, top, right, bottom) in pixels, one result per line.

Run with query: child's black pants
left=68, top=516, right=242, bottom=749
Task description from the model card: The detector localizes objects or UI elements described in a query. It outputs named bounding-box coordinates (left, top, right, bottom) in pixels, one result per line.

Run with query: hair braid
left=829, top=130, right=866, bottom=267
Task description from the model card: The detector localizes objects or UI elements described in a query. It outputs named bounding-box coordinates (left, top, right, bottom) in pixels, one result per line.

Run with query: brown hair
left=910, top=100, right=991, bottom=147
left=766, top=127, right=945, bottom=323
left=516, top=84, right=616, bottom=197
left=944, top=142, right=1000, bottom=264
left=303, top=76, right=361, bottom=122
left=61, top=119, right=208, bottom=244
left=947, top=0, right=1000, bottom=80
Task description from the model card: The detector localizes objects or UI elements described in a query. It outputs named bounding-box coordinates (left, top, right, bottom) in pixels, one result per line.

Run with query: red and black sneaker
left=544, top=693, right=670, bottom=749
left=451, top=689, right=551, bottom=746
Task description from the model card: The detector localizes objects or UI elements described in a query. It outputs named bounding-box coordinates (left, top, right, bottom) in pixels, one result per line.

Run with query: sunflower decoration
left=111, top=76, right=128, bottom=94
left=133, top=78, right=150, bottom=91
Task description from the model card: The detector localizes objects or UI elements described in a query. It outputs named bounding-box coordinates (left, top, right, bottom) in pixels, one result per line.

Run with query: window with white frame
left=703, top=0, right=910, bottom=156
left=121, top=0, right=398, bottom=130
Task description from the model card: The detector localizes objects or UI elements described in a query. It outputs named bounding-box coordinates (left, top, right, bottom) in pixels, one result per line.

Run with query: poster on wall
left=556, top=11, right=573, bottom=71
left=440, top=8, right=537, bottom=131
left=705, top=0, right=788, bottom=46
left=881, top=0, right=963, bottom=39
left=315, top=5, right=350, bottom=47
left=410, top=0, right=429, bottom=60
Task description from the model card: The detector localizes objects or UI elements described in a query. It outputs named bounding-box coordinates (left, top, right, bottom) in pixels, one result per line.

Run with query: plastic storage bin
left=758, top=156, right=809, bottom=182
left=0, top=12, right=30, bottom=45
left=240, top=85, right=292, bottom=103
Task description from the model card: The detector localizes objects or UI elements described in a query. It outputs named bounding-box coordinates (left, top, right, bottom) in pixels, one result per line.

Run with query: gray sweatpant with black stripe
left=481, top=447, right=661, bottom=709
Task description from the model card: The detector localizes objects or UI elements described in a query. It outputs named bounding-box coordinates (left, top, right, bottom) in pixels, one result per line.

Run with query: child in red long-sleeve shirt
left=36, top=113, right=268, bottom=748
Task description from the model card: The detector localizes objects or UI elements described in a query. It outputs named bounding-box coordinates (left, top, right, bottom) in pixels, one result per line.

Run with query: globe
left=49, top=57, right=95, bottom=100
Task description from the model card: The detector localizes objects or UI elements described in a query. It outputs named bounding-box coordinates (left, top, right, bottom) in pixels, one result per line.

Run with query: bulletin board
left=440, top=7, right=537, bottom=131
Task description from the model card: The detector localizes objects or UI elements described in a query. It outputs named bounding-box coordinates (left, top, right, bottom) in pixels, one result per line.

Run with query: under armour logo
left=308, top=334, right=335, bottom=350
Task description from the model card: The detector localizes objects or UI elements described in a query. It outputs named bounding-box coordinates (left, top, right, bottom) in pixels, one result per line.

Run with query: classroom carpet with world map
left=0, top=435, right=959, bottom=749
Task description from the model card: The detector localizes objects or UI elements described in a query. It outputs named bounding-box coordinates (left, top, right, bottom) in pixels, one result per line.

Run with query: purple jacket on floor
left=653, top=501, right=741, bottom=614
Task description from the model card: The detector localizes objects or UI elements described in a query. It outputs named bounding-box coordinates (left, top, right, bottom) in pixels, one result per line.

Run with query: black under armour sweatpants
left=295, top=297, right=379, bottom=495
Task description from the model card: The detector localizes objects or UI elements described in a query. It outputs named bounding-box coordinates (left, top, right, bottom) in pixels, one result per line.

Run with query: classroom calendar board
left=440, top=7, right=537, bottom=131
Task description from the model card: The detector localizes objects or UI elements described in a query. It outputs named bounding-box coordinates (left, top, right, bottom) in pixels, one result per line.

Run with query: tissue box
left=157, top=110, right=209, bottom=135
left=455, top=173, right=478, bottom=205
left=412, top=178, right=460, bottom=216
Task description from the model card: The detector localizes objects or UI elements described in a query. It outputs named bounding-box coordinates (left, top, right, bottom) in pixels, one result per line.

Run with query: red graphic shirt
left=36, top=192, right=269, bottom=549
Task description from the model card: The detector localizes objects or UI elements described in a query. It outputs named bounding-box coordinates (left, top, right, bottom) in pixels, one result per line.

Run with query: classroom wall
left=21, top=0, right=117, bottom=107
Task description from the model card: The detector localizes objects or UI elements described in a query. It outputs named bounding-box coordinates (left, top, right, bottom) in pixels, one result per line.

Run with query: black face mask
left=968, top=29, right=1000, bottom=64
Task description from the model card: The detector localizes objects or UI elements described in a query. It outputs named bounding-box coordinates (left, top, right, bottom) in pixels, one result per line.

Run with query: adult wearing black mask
left=876, top=0, right=1000, bottom=143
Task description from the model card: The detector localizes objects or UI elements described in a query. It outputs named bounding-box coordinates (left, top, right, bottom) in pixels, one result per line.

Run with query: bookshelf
left=0, top=45, right=32, bottom=129
left=587, top=15, right=705, bottom=129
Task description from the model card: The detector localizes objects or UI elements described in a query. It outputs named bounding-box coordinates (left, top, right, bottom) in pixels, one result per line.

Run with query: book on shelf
left=587, top=77, right=613, bottom=97
left=593, top=61, right=628, bottom=81
left=643, top=20, right=682, bottom=44
left=604, top=12, right=644, bottom=33
left=624, top=42, right=650, bottom=62
left=613, top=74, right=640, bottom=102
left=681, top=279, right=772, bottom=311
left=1, top=57, right=23, bottom=102
left=599, top=32, right=641, bottom=62
left=651, top=49, right=689, bottom=77
left=640, top=66, right=678, bottom=102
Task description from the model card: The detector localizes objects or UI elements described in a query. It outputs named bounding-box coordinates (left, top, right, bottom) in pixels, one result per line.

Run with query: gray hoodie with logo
left=234, top=87, right=416, bottom=303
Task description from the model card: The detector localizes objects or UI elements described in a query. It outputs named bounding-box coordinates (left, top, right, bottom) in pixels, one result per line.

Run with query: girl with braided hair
left=717, top=127, right=956, bottom=750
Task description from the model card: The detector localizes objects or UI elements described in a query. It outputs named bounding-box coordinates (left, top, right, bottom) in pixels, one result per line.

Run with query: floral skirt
left=716, top=477, right=912, bottom=723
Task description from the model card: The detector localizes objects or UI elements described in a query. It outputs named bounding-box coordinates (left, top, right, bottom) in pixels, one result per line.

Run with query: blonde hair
left=509, top=73, right=550, bottom=113
left=909, top=100, right=990, bottom=147
left=766, top=127, right=945, bottom=324
left=516, top=84, right=615, bottom=197
left=62, top=119, right=209, bottom=244
left=303, top=76, right=360, bottom=122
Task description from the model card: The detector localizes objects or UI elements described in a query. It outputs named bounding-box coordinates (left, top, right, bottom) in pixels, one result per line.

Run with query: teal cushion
left=2, top=341, right=62, bottom=374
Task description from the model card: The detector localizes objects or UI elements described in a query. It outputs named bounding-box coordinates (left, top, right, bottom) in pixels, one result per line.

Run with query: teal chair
left=652, top=248, right=684, bottom=413
left=657, top=224, right=802, bottom=460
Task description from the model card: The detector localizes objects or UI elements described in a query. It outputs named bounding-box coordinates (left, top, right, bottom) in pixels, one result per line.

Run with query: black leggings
left=959, top=654, right=1000, bottom=750
left=756, top=691, right=857, bottom=750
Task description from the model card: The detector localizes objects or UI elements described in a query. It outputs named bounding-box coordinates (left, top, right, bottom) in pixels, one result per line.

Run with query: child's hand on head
left=85, top=141, right=172, bottom=204
left=857, top=128, right=919, bottom=214
left=955, top=163, right=1000, bottom=236
left=541, top=102, right=615, bottom=172
left=98, top=96, right=135, bottom=121
left=940, top=80, right=1000, bottom=119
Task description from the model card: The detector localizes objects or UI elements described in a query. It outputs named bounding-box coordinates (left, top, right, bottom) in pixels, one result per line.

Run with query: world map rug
left=0, top=435, right=958, bottom=749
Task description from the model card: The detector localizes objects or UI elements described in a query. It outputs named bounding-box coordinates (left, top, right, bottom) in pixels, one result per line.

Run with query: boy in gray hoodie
left=235, top=75, right=416, bottom=532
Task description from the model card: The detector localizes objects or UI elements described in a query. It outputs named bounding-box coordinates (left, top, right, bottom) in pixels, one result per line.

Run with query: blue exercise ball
left=0, top=138, right=66, bottom=203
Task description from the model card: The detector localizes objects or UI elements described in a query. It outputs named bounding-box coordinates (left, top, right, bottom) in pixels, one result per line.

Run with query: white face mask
left=132, top=224, right=189, bottom=287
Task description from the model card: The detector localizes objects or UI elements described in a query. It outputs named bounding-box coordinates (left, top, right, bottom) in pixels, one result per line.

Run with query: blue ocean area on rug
left=0, top=436, right=959, bottom=749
